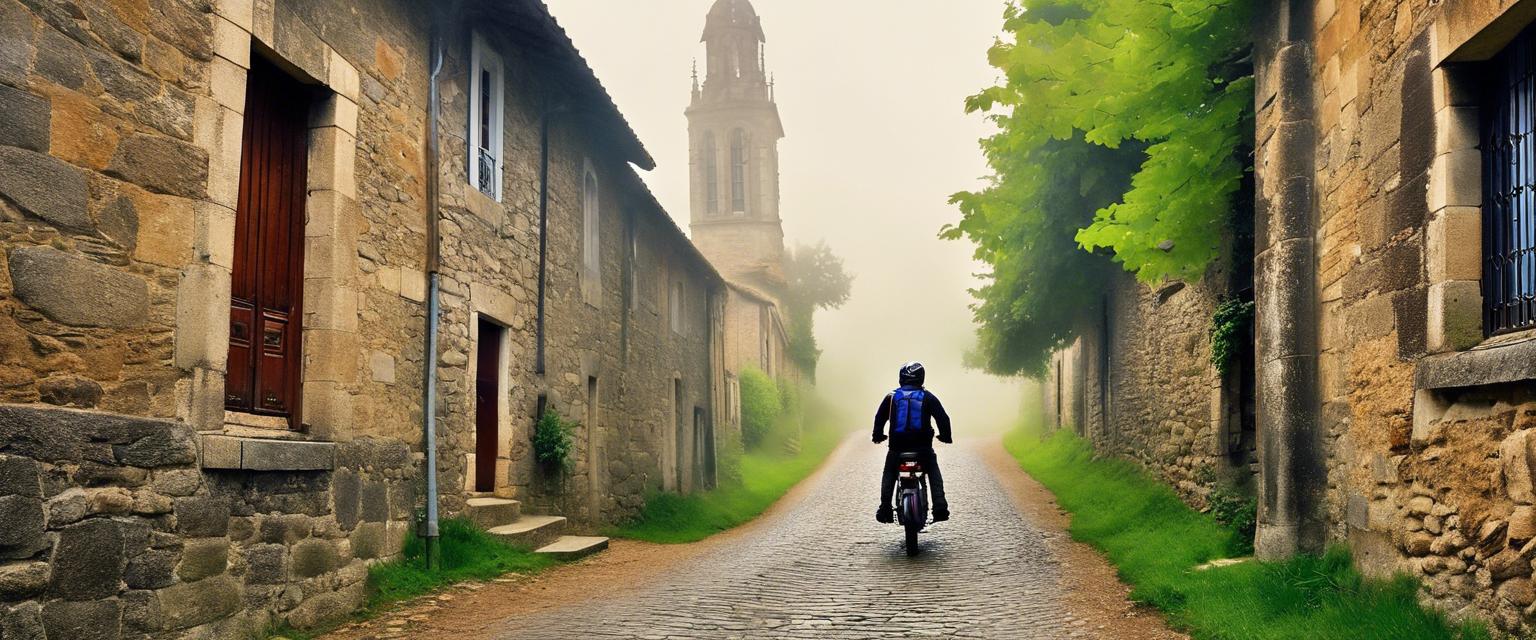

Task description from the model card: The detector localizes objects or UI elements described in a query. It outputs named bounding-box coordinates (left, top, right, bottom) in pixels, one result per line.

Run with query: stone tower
left=687, top=0, right=786, bottom=292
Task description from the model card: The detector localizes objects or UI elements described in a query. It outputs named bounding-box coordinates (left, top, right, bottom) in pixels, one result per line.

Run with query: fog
left=545, top=0, right=1023, bottom=435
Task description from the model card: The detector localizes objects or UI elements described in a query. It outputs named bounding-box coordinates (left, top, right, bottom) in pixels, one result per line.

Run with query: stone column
left=1252, top=0, right=1326, bottom=560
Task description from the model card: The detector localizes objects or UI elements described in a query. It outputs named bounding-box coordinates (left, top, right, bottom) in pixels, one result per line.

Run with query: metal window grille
left=477, top=147, right=496, bottom=196
left=1484, top=27, right=1536, bottom=336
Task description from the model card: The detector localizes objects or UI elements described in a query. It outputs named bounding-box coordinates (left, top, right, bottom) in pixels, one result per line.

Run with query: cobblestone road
left=495, top=438, right=1086, bottom=639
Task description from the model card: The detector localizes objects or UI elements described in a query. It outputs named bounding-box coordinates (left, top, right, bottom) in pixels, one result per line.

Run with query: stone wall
left=0, top=0, right=729, bottom=635
left=0, top=405, right=414, bottom=639
left=1044, top=266, right=1256, bottom=509
left=0, top=0, right=430, bottom=634
left=1284, top=0, right=1536, bottom=631
left=1062, top=0, right=1536, bottom=632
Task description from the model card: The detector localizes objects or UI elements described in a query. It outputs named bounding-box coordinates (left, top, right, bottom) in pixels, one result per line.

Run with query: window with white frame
left=468, top=33, right=504, bottom=200
left=582, top=161, right=601, bottom=298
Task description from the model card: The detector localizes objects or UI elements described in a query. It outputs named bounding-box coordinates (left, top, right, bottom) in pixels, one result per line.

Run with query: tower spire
left=687, top=0, right=787, bottom=291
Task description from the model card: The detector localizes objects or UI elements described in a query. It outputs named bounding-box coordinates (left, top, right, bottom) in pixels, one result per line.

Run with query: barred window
left=1483, top=27, right=1536, bottom=336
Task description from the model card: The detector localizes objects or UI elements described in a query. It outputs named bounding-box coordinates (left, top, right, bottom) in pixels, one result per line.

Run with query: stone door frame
left=179, top=0, right=363, bottom=454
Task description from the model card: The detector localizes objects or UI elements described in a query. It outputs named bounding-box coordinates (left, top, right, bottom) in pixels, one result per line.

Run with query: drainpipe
left=1253, top=0, right=1323, bottom=560
left=535, top=105, right=569, bottom=375
left=421, top=16, right=446, bottom=571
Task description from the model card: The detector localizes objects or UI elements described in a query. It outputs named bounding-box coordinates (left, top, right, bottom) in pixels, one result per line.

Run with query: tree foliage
left=782, top=242, right=852, bottom=379
left=945, top=0, right=1253, bottom=377
left=948, top=139, right=1140, bottom=377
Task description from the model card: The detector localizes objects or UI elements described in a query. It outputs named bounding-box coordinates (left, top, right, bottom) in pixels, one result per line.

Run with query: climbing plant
left=738, top=368, right=781, bottom=449
left=945, top=0, right=1254, bottom=377
left=1209, top=298, right=1255, bottom=376
left=532, top=409, right=576, bottom=472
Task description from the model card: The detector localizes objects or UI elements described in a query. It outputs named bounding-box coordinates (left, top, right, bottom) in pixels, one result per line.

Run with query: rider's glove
left=937, top=434, right=953, bottom=444
left=872, top=434, right=887, bottom=444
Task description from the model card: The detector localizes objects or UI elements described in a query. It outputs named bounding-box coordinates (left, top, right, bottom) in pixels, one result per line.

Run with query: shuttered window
left=1484, top=26, right=1536, bottom=336
left=226, top=57, right=309, bottom=423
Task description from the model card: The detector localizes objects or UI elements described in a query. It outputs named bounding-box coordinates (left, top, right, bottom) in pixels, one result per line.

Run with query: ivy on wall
left=1209, top=298, right=1255, bottom=376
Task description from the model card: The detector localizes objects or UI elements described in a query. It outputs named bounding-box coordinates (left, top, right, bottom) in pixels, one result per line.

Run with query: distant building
left=687, top=0, right=802, bottom=435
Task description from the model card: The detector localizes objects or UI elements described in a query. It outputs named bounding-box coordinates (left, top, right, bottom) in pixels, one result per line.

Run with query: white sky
left=545, top=0, right=1024, bottom=432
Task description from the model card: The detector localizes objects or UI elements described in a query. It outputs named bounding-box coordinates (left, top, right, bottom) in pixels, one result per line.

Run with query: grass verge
left=262, top=518, right=558, bottom=639
left=1003, top=426, right=1489, bottom=640
left=608, top=424, right=845, bottom=543
left=366, top=517, right=559, bottom=609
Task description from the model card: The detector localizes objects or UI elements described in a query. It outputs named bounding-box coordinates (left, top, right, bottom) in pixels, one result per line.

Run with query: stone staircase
left=464, top=495, right=609, bottom=559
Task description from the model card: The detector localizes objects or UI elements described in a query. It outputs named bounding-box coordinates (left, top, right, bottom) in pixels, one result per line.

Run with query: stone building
left=0, top=0, right=725, bottom=636
left=1043, top=0, right=1536, bottom=631
left=686, top=0, right=801, bottom=428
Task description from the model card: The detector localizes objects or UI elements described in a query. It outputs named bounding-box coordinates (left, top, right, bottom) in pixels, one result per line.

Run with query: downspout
left=421, top=15, right=446, bottom=571
left=1253, top=0, right=1323, bottom=560
left=536, top=105, right=569, bottom=375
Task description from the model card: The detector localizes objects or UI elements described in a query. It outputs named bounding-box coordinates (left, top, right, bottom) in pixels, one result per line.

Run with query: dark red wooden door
left=226, top=57, right=309, bottom=424
left=475, top=320, right=503, bottom=492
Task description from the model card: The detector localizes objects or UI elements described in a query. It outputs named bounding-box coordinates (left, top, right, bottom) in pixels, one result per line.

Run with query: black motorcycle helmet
left=898, top=361, right=925, bottom=387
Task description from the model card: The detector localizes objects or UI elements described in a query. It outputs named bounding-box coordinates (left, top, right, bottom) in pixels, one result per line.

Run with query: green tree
left=947, top=139, right=1141, bottom=376
left=782, top=242, right=852, bottom=379
left=945, top=0, right=1253, bottom=376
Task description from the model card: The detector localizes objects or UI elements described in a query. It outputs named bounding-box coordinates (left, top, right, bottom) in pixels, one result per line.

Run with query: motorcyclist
left=873, top=361, right=951, bottom=524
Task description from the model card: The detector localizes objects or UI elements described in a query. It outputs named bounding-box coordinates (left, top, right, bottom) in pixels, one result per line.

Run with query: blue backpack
left=891, top=388, right=926, bottom=434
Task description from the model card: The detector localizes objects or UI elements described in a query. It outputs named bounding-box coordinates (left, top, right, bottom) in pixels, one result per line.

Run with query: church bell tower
left=687, top=0, right=786, bottom=291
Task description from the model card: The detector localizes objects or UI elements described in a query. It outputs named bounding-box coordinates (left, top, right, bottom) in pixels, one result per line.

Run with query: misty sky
left=544, top=0, right=1023, bottom=431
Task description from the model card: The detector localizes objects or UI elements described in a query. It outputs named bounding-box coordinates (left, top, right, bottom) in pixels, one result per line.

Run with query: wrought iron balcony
left=477, top=147, right=497, bottom=196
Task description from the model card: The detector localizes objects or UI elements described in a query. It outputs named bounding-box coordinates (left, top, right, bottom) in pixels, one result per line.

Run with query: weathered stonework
left=1044, top=265, right=1256, bottom=510
left=1050, top=0, right=1536, bottom=632
left=0, top=0, right=731, bottom=634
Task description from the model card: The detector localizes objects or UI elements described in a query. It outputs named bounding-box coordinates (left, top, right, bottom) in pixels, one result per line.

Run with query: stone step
left=487, top=515, right=566, bottom=550
left=465, top=496, right=521, bottom=530
left=535, top=535, right=609, bottom=560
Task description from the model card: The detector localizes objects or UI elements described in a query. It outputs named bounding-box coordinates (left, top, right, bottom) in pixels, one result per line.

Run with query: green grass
left=608, top=425, right=845, bottom=543
left=365, top=517, right=559, bottom=609
left=260, top=518, right=559, bottom=639
left=1003, top=426, right=1490, bottom=640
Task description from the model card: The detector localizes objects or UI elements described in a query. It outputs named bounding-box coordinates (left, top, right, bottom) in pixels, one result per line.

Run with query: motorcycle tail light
left=898, top=462, right=919, bottom=472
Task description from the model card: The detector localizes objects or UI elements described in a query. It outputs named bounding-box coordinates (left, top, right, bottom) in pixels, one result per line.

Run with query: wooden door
left=226, top=57, right=309, bottom=423
left=475, top=319, right=503, bottom=492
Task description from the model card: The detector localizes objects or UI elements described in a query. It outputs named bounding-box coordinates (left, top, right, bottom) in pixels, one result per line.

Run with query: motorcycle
left=893, top=451, right=929, bottom=556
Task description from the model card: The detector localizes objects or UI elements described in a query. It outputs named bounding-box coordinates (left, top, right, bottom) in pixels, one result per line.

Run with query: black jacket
left=872, top=386, right=951, bottom=450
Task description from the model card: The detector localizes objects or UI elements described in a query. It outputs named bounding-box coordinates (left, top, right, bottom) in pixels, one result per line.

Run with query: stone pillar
left=1252, top=0, right=1326, bottom=560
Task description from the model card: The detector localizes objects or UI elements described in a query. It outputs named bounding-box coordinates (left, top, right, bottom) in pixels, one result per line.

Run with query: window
left=702, top=131, right=719, bottom=215
left=671, top=280, right=686, bottom=335
left=468, top=33, right=504, bottom=200
left=1483, top=27, right=1536, bottom=336
left=582, top=161, right=601, bottom=300
left=227, top=57, right=310, bottom=424
left=730, top=128, right=747, bottom=213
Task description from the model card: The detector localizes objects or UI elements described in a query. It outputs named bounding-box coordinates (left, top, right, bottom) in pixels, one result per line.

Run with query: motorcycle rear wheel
left=904, top=524, right=919, bottom=556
